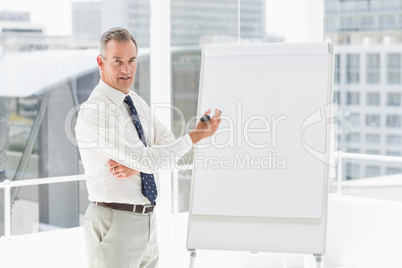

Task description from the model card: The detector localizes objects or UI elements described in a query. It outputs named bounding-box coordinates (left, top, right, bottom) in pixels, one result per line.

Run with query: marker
left=200, top=110, right=222, bottom=122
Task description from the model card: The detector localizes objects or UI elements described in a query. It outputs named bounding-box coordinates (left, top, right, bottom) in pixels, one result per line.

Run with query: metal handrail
left=0, top=164, right=194, bottom=239
left=0, top=175, right=86, bottom=239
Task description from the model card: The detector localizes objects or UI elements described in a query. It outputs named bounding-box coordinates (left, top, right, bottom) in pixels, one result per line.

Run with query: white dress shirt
left=75, top=79, right=193, bottom=204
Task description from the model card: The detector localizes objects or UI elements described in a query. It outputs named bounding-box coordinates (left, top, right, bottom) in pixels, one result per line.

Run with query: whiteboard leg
left=313, top=254, right=323, bottom=268
left=189, top=249, right=197, bottom=268
left=282, top=254, right=288, bottom=268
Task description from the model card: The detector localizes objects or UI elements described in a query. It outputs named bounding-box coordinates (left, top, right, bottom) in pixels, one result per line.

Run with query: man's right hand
left=189, top=108, right=222, bottom=144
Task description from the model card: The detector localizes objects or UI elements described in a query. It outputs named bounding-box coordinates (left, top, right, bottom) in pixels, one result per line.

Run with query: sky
left=266, top=0, right=306, bottom=42
left=0, top=0, right=73, bottom=36
left=0, top=0, right=305, bottom=41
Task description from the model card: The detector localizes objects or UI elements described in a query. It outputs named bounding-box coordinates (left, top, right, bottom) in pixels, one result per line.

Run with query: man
left=75, top=27, right=221, bottom=268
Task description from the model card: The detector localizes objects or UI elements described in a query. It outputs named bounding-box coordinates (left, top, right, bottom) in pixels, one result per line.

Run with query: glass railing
left=0, top=49, right=154, bottom=237
left=335, top=152, right=402, bottom=195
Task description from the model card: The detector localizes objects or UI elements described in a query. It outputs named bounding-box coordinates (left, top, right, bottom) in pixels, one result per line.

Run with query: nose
left=121, top=63, right=130, bottom=74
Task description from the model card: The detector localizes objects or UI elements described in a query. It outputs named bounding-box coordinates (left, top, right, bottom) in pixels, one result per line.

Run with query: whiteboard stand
left=314, top=254, right=323, bottom=268
left=187, top=42, right=333, bottom=268
left=282, top=254, right=288, bottom=268
left=188, top=249, right=324, bottom=268
left=188, top=249, right=196, bottom=268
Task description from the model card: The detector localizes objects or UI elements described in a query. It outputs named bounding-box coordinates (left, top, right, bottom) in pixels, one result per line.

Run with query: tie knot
left=124, top=95, right=133, bottom=106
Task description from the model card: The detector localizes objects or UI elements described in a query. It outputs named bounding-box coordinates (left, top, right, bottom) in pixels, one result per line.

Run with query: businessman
left=75, top=27, right=221, bottom=268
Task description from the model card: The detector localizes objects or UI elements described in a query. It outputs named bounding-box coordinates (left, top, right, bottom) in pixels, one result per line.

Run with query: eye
left=114, top=60, right=120, bottom=63
left=129, top=59, right=136, bottom=63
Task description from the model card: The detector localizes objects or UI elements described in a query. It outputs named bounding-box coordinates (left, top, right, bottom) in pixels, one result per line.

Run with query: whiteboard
left=187, top=43, right=333, bottom=254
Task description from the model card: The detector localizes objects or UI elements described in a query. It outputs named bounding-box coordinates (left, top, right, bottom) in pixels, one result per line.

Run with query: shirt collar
left=98, top=79, right=129, bottom=106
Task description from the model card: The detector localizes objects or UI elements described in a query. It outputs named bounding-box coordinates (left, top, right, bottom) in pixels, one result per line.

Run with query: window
left=366, top=54, right=380, bottom=84
left=348, top=112, right=360, bottom=126
left=346, top=148, right=360, bottom=153
left=326, top=0, right=402, bottom=183
left=388, top=53, right=401, bottom=68
left=346, top=163, right=360, bottom=180
left=360, top=16, right=374, bottom=30
left=365, top=165, right=381, bottom=178
left=365, top=134, right=380, bottom=143
left=367, top=53, right=380, bottom=68
left=366, top=92, right=380, bottom=106
left=386, top=151, right=401, bottom=157
left=333, top=91, right=341, bottom=104
left=346, top=54, right=360, bottom=84
left=388, top=72, right=401, bottom=84
left=387, top=93, right=401, bottom=106
left=346, top=92, right=360, bottom=105
left=379, top=15, right=395, bottom=28
left=347, top=53, right=359, bottom=67
left=366, top=149, right=381, bottom=155
left=366, top=114, right=381, bottom=127
left=345, top=132, right=360, bottom=143
left=386, top=135, right=401, bottom=144
left=334, top=54, right=341, bottom=83
left=386, top=115, right=401, bottom=128
left=170, top=0, right=247, bottom=213
left=387, top=53, right=401, bottom=84
left=0, top=0, right=154, bottom=236
left=347, top=71, right=360, bottom=84
left=343, top=17, right=359, bottom=30
left=386, top=167, right=402, bottom=175
left=326, top=17, right=336, bottom=31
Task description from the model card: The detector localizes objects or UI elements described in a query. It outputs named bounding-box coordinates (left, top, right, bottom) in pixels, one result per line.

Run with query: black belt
left=93, top=202, right=154, bottom=214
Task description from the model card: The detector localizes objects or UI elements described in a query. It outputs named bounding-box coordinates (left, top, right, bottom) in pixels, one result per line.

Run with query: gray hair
left=99, top=27, right=138, bottom=59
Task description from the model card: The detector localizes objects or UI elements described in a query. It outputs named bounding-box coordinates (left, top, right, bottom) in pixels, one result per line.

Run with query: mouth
left=119, top=76, right=131, bottom=81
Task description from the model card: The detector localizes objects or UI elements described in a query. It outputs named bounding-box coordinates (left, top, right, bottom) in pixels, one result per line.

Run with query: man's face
left=97, top=39, right=137, bottom=94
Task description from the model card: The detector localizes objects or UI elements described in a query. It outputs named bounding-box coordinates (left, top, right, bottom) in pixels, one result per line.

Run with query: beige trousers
left=84, top=203, right=159, bottom=268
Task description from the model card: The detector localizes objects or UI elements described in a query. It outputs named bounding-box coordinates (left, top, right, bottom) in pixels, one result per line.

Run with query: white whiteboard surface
left=187, top=42, right=333, bottom=254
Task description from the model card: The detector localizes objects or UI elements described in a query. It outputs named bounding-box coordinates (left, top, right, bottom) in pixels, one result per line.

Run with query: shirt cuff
left=180, top=134, right=194, bottom=155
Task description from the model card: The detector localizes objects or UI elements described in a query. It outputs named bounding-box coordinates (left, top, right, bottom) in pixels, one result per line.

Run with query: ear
left=97, top=55, right=104, bottom=71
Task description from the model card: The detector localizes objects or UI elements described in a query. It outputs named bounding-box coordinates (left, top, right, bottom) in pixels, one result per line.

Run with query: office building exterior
left=72, top=0, right=151, bottom=47
left=325, top=0, right=402, bottom=179
left=71, top=1, right=102, bottom=48
left=0, top=10, right=30, bottom=22
left=0, top=10, right=74, bottom=54
left=72, top=0, right=267, bottom=47
left=0, top=10, right=46, bottom=54
left=170, top=0, right=266, bottom=45
left=100, top=0, right=151, bottom=47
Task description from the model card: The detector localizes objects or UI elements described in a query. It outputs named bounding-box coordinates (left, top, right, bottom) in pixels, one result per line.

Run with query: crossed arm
left=108, top=109, right=222, bottom=178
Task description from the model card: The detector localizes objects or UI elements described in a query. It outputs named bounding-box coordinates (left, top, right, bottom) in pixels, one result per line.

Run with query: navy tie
left=124, top=95, right=157, bottom=205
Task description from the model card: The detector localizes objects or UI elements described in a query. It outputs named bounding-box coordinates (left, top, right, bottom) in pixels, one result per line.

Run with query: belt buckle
left=142, top=205, right=153, bottom=214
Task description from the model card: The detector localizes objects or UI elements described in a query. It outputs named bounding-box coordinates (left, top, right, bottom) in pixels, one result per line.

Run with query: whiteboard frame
left=186, top=42, right=334, bottom=255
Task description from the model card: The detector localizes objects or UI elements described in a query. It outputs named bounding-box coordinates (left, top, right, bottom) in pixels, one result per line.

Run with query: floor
left=2, top=193, right=402, bottom=268
left=0, top=213, right=316, bottom=268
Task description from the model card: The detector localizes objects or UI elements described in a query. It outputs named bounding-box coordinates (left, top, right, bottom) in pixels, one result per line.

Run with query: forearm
left=188, top=131, right=202, bottom=144
left=77, top=127, right=192, bottom=173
